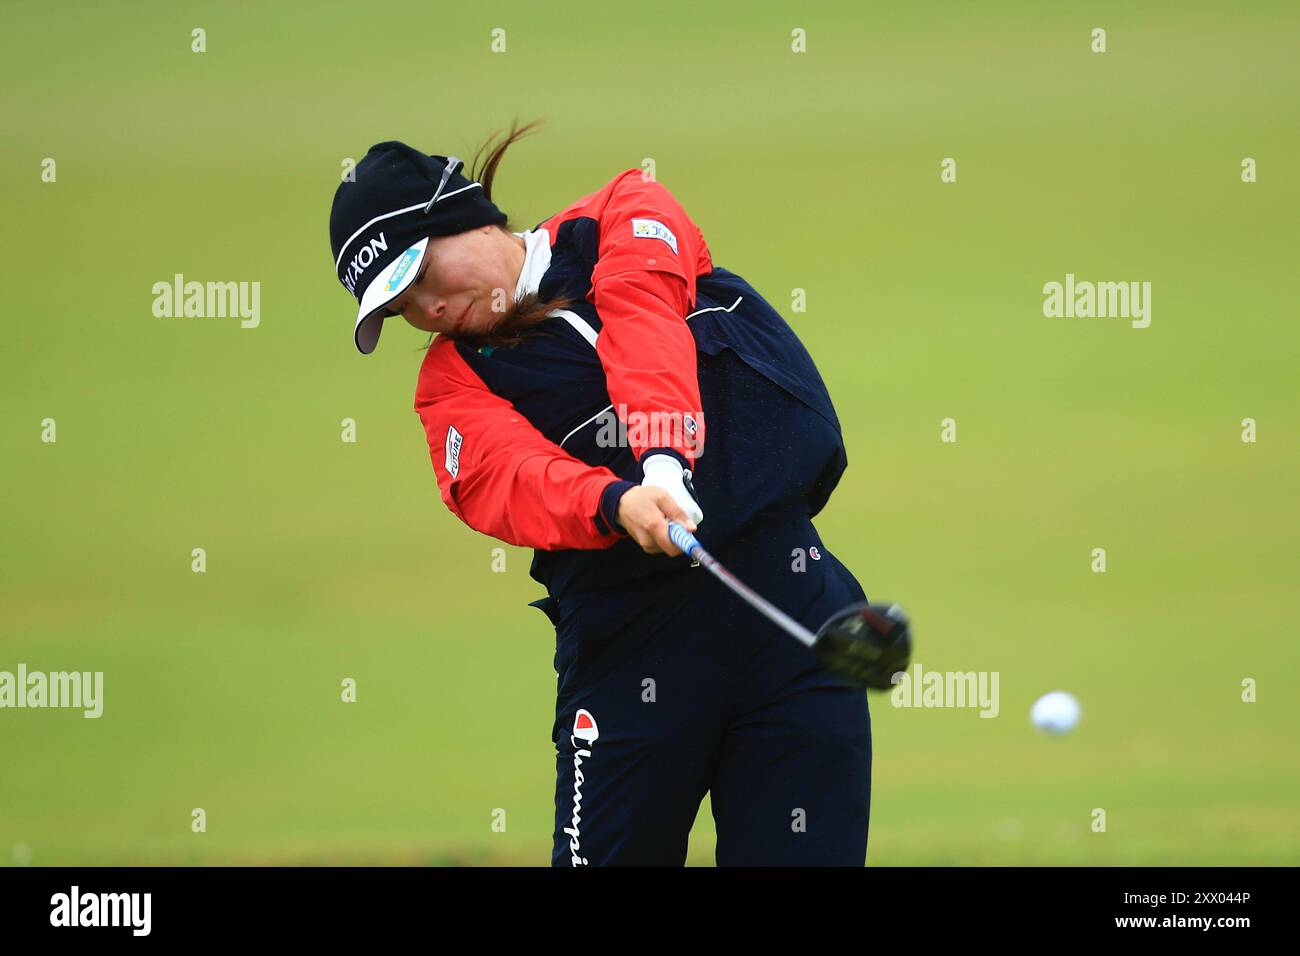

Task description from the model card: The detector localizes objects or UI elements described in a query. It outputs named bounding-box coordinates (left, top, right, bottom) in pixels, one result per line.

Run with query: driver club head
left=812, top=601, right=913, bottom=690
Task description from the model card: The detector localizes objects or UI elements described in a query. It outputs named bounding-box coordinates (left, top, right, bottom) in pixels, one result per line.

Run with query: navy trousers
left=549, top=507, right=872, bottom=866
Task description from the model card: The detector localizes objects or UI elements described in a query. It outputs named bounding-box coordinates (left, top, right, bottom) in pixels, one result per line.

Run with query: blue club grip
left=666, top=520, right=700, bottom=558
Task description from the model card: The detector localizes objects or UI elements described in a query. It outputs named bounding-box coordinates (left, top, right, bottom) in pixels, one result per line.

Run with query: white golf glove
left=640, top=453, right=704, bottom=526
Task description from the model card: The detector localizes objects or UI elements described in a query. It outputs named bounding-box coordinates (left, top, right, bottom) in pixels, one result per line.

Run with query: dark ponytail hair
left=422, top=118, right=576, bottom=350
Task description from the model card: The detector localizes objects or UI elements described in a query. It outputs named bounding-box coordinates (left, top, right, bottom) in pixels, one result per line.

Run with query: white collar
left=513, top=227, right=552, bottom=302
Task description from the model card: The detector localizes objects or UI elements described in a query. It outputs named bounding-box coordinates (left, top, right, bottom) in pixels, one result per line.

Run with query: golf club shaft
left=666, top=521, right=818, bottom=648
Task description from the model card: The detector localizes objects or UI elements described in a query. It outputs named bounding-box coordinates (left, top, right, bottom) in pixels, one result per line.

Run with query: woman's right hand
left=616, top=486, right=697, bottom=556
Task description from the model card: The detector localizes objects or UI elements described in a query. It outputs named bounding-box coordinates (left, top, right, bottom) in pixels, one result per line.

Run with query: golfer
left=328, top=122, right=873, bottom=866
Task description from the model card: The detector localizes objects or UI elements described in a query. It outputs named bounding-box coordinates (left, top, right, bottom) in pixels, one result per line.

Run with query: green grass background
left=2, top=0, right=1296, bottom=865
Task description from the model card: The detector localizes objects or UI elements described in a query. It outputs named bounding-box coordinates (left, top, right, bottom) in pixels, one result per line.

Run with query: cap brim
left=353, top=237, right=430, bottom=354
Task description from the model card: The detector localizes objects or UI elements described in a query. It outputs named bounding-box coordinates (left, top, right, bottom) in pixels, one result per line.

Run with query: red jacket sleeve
left=587, top=170, right=714, bottom=470
left=414, top=337, right=632, bottom=550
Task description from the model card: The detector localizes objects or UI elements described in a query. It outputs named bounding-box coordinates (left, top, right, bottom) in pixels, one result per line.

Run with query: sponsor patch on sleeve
left=631, top=218, right=678, bottom=255
left=445, top=425, right=463, bottom=478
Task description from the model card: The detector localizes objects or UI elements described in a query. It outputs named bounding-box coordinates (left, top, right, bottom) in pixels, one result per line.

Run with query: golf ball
left=1030, top=691, right=1081, bottom=735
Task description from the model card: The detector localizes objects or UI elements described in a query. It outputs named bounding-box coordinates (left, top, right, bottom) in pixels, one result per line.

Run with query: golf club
left=666, top=521, right=912, bottom=690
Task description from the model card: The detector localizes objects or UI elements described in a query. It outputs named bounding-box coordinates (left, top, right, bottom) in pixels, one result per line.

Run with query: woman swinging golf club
left=328, top=120, right=906, bottom=866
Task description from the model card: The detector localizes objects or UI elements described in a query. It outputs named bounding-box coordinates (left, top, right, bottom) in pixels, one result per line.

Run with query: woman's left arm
left=588, top=171, right=714, bottom=476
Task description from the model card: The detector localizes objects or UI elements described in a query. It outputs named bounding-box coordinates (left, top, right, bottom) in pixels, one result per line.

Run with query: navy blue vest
left=451, top=218, right=848, bottom=605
